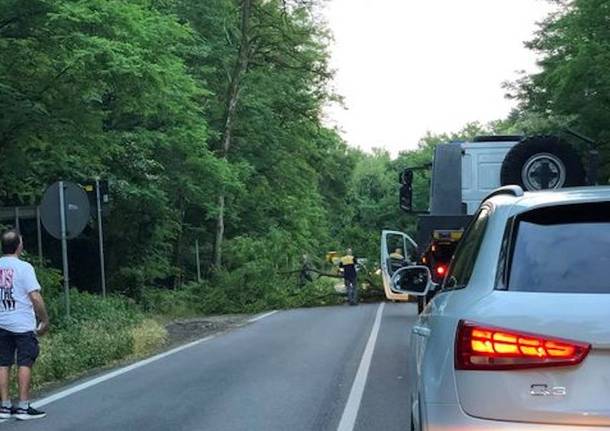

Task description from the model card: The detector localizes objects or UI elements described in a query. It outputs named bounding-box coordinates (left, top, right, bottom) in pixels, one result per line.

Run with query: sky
left=322, top=0, right=557, bottom=154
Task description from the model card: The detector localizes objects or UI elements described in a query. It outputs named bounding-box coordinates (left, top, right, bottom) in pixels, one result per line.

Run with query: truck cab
left=381, top=133, right=597, bottom=310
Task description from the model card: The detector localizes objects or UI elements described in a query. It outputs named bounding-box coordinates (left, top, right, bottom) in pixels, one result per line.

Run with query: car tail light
left=455, top=320, right=590, bottom=370
left=435, top=265, right=446, bottom=276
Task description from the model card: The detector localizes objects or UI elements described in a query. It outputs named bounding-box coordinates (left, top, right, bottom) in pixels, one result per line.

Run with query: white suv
left=395, top=185, right=610, bottom=430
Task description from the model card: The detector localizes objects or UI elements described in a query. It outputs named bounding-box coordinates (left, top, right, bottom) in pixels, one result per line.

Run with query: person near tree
left=339, top=248, right=359, bottom=306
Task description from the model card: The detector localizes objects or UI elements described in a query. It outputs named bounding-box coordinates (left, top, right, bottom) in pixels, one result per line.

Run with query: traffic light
left=399, top=168, right=413, bottom=212
left=400, top=184, right=412, bottom=212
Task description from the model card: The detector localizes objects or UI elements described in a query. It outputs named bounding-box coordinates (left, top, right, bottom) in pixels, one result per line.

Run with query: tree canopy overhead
left=0, top=0, right=359, bottom=298
left=506, top=0, right=610, bottom=177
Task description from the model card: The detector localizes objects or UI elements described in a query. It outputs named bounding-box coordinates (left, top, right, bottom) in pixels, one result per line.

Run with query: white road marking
left=337, top=302, right=385, bottom=431
left=31, top=335, right=216, bottom=409
left=248, top=310, right=278, bottom=323
left=30, top=311, right=278, bottom=410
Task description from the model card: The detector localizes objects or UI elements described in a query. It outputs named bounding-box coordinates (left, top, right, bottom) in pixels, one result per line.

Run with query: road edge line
left=337, top=302, right=385, bottom=431
left=248, top=310, right=278, bottom=323
left=32, top=334, right=216, bottom=409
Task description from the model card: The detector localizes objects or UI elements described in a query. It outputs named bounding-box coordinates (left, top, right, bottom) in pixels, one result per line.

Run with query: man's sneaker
left=0, top=405, right=12, bottom=419
left=14, top=406, right=46, bottom=421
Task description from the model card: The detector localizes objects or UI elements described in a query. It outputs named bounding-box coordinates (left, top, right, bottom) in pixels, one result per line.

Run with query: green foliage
left=0, top=0, right=338, bottom=291
left=33, top=288, right=166, bottom=388
left=24, top=262, right=166, bottom=388
left=34, top=315, right=166, bottom=388
left=506, top=0, right=610, bottom=180
left=0, top=0, right=231, bottom=288
left=1, top=0, right=348, bottom=331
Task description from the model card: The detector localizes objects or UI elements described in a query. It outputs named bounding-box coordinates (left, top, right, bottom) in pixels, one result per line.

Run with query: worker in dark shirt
left=339, top=248, right=358, bottom=305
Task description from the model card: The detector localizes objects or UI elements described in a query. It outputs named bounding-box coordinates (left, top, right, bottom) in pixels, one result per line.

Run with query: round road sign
left=40, top=181, right=91, bottom=239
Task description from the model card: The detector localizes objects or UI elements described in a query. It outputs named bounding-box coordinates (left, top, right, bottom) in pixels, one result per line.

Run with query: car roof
left=487, top=186, right=610, bottom=217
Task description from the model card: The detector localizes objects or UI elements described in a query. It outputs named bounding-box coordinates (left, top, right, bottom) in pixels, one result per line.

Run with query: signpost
left=36, top=206, right=43, bottom=263
left=40, top=181, right=90, bottom=317
left=82, top=179, right=110, bottom=297
left=95, top=179, right=107, bottom=297
left=58, top=182, right=70, bottom=316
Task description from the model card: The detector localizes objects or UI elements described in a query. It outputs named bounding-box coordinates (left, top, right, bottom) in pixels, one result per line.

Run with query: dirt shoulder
left=163, top=313, right=253, bottom=347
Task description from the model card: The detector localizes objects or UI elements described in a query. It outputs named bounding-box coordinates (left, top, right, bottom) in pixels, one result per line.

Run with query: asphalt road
left=2, top=302, right=418, bottom=431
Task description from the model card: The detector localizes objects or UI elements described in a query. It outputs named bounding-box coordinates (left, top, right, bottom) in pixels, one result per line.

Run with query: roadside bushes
left=34, top=295, right=167, bottom=387
left=140, top=283, right=205, bottom=318
left=30, top=265, right=167, bottom=389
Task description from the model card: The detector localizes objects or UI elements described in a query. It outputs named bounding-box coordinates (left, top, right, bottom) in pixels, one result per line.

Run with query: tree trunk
left=213, top=194, right=225, bottom=268
left=173, top=193, right=186, bottom=288
left=213, top=0, right=253, bottom=269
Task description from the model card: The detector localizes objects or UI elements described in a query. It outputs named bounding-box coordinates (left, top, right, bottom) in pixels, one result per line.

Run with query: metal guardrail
left=0, top=206, right=43, bottom=263
left=0, top=206, right=37, bottom=222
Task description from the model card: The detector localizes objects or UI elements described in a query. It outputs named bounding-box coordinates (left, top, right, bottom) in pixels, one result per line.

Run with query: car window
left=385, top=233, right=415, bottom=262
left=507, top=202, right=610, bottom=293
left=443, top=206, right=490, bottom=290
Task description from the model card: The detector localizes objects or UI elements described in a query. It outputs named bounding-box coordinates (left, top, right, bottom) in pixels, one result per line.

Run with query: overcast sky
left=322, top=0, right=556, bottom=154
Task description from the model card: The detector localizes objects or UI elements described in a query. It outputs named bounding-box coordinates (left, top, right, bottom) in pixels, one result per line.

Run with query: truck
left=380, top=133, right=600, bottom=310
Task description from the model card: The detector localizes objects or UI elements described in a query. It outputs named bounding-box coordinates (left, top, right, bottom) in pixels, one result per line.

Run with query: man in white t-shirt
left=0, top=230, right=49, bottom=421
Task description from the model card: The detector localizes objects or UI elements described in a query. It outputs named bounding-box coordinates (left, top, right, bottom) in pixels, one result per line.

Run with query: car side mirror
left=390, top=265, right=432, bottom=296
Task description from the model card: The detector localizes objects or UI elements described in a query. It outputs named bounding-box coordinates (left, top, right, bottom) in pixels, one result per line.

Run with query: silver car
left=395, top=185, right=610, bottom=430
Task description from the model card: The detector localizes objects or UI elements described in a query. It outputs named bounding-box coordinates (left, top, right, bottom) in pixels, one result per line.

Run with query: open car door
left=380, top=230, right=417, bottom=301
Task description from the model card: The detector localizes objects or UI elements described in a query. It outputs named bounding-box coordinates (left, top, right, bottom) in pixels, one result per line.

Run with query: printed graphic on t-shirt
left=0, top=269, right=16, bottom=311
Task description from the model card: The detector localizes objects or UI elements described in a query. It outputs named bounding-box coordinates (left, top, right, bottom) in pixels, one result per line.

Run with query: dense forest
left=0, top=0, right=608, bottom=310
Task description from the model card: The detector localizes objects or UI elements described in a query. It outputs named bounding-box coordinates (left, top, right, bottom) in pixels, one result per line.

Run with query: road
left=3, top=302, right=418, bottom=431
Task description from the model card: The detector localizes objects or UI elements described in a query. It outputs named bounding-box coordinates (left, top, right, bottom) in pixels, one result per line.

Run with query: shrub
left=130, top=319, right=167, bottom=357
left=139, top=273, right=342, bottom=320
left=29, top=264, right=167, bottom=390
left=140, top=286, right=203, bottom=318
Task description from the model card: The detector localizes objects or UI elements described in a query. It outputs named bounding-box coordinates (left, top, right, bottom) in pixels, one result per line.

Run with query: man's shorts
left=0, top=328, right=39, bottom=367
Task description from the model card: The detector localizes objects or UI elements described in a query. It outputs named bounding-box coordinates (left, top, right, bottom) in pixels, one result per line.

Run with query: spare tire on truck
left=500, top=135, right=586, bottom=191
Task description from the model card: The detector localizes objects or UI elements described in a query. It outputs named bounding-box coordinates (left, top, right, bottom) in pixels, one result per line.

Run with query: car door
left=380, top=230, right=417, bottom=301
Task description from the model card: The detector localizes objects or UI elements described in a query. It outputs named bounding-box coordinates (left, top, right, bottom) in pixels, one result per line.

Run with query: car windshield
left=508, top=202, right=610, bottom=293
